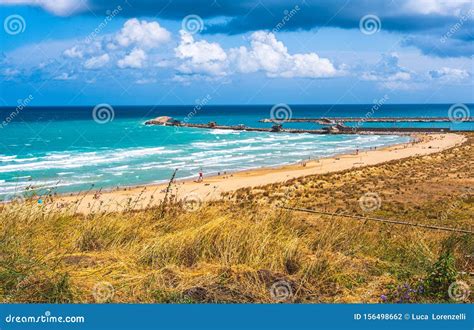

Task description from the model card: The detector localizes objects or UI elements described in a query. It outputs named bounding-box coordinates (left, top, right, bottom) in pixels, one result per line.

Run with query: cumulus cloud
left=361, top=53, right=416, bottom=90
left=2, top=1, right=473, bottom=57
left=16, top=15, right=470, bottom=89
left=61, top=18, right=172, bottom=72
left=115, top=18, right=171, bottom=49
left=229, top=31, right=339, bottom=78
left=174, top=31, right=228, bottom=77
left=173, top=31, right=340, bottom=80
left=63, top=41, right=104, bottom=62
left=84, top=54, right=110, bottom=69
left=117, top=48, right=147, bottom=69
left=362, top=53, right=411, bottom=80
left=429, top=67, right=470, bottom=82
left=63, top=46, right=83, bottom=59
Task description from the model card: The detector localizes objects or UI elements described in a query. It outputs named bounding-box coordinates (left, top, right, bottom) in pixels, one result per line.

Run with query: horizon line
left=1, top=102, right=474, bottom=108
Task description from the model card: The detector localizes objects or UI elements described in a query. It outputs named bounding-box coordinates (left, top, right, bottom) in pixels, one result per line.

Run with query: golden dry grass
left=0, top=134, right=472, bottom=303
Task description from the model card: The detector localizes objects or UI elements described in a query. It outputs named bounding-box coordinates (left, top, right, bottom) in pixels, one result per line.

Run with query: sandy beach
left=47, top=133, right=465, bottom=214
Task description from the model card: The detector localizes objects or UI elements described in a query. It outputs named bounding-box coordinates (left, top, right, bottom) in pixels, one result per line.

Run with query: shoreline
left=121, top=134, right=413, bottom=190
left=37, top=132, right=466, bottom=214
left=22, top=133, right=411, bottom=198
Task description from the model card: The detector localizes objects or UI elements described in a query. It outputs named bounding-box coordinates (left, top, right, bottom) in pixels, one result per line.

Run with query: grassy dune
left=1, top=134, right=472, bottom=303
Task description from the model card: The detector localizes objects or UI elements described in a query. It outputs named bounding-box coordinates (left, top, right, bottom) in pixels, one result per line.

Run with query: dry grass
left=0, top=134, right=472, bottom=303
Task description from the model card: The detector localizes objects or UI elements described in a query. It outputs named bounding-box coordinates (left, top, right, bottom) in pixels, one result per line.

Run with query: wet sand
left=48, top=133, right=465, bottom=214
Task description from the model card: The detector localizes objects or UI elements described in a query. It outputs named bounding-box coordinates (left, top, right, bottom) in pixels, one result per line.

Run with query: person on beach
left=198, top=169, right=203, bottom=182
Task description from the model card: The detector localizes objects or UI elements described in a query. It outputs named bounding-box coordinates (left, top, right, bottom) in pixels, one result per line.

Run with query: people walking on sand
left=198, top=169, right=203, bottom=182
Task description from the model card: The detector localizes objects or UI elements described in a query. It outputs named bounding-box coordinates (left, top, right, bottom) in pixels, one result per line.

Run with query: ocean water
left=0, top=104, right=471, bottom=200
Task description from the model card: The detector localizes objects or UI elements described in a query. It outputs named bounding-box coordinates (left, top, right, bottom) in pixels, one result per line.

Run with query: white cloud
left=53, top=72, right=76, bottom=80
left=84, top=53, right=110, bottom=69
left=62, top=19, right=171, bottom=71
left=117, top=48, right=147, bottom=69
left=229, top=31, right=339, bottom=78
left=228, top=46, right=260, bottom=73
left=1, top=0, right=86, bottom=16
left=429, top=67, right=470, bottom=82
left=115, top=18, right=171, bottom=49
left=361, top=53, right=415, bottom=89
left=175, top=30, right=228, bottom=77
left=402, top=0, right=472, bottom=15
left=63, top=41, right=103, bottom=61
left=63, top=46, right=83, bottom=59
left=285, top=53, right=338, bottom=78
left=361, top=53, right=412, bottom=82
left=173, top=30, right=340, bottom=80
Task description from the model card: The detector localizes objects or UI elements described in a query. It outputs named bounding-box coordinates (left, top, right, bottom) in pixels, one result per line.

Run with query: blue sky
left=0, top=0, right=473, bottom=105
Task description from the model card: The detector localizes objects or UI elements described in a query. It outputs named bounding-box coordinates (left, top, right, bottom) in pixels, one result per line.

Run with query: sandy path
left=48, top=133, right=465, bottom=214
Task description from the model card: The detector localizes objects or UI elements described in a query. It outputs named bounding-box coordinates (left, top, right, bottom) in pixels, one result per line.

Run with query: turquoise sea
left=0, top=104, right=472, bottom=200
